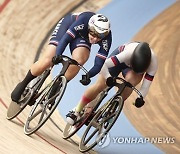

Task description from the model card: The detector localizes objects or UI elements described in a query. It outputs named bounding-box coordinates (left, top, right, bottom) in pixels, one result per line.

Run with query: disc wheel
left=7, top=70, right=50, bottom=120
left=7, top=87, right=35, bottom=120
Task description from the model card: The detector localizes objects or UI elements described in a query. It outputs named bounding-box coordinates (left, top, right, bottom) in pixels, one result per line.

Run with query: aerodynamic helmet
left=130, top=42, right=151, bottom=73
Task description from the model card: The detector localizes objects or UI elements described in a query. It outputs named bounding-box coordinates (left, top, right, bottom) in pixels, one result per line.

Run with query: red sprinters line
left=0, top=97, right=67, bottom=154
left=0, top=0, right=11, bottom=13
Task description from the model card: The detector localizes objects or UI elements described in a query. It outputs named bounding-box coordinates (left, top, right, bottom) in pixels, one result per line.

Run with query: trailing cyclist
left=66, top=41, right=158, bottom=125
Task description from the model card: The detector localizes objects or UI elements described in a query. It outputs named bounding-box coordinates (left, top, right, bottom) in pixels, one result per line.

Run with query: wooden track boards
left=124, top=2, right=180, bottom=154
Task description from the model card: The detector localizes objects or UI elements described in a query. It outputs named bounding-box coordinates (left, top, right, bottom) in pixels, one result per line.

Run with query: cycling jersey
left=100, top=42, right=158, bottom=98
left=49, top=11, right=112, bottom=78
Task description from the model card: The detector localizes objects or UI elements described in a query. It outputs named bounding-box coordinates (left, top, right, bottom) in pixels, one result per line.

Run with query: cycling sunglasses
left=89, top=27, right=109, bottom=39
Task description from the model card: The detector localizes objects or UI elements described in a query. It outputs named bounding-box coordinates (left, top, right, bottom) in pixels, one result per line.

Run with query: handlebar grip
left=115, top=76, right=143, bottom=98
left=80, top=74, right=91, bottom=85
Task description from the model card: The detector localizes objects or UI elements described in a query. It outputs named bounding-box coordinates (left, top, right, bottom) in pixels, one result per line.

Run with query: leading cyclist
left=11, top=11, right=112, bottom=103
left=66, top=42, right=158, bottom=125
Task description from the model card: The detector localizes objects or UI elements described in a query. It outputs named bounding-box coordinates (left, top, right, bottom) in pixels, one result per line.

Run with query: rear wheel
left=7, top=70, right=50, bottom=120
left=24, top=76, right=67, bottom=135
left=7, top=78, right=42, bottom=120
left=79, top=96, right=124, bottom=152
left=6, top=89, right=32, bottom=120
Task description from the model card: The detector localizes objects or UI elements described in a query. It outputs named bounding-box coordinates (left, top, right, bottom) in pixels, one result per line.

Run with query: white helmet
left=88, top=14, right=110, bottom=39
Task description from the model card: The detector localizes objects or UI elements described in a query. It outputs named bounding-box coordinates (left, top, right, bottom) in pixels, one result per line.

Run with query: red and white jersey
left=100, top=42, right=158, bottom=98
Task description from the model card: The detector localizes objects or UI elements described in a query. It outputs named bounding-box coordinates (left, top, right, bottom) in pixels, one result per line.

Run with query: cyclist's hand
left=80, top=74, right=91, bottom=86
left=133, top=97, right=145, bottom=108
left=52, top=55, right=59, bottom=65
left=106, top=77, right=116, bottom=87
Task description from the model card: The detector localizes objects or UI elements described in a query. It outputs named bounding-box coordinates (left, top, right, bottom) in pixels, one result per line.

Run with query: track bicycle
left=22, top=55, right=89, bottom=135
left=6, top=55, right=89, bottom=136
left=75, top=77, right=144, bottom=152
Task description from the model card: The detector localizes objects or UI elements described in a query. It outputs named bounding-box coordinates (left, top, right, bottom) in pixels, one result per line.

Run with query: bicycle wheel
left=7, top=70, right=50, bottom=120
left=6, top=80, right=40, bottom=120
left=63, top=108, right=94, bottom=139
left=79, top=96, right=124, bottom=152
left=24, top=76, right=67, bottom=135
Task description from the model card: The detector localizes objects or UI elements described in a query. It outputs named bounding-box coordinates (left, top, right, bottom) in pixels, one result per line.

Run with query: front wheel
left=79, top=96, right=124, bottom=152
left=24, top=76, right=67, bottom=135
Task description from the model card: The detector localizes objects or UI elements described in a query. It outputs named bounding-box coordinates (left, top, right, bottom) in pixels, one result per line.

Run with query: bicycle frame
left=79, top=77, right=144, bottom=152
left=97, top=76, right=143, bottom=109
left=24, top=55, right=89, bottom=135
left=34, top=55, right=89, bottom=104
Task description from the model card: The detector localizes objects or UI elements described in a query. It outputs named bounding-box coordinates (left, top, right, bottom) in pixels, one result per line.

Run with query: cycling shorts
left=49, top=14, right=91, bottom=54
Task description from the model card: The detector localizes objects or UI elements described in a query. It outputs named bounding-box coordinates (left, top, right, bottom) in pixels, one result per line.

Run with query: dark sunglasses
left=89, top=30, right=102, bottom=39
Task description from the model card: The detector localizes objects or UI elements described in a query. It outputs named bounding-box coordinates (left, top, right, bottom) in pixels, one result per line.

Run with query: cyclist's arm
left=100, top=47, right=131, bottom=78
left=88, top=34, right=112, bottom=78
left=88, top=53, right=107, bottom=78
left=139, top=51, right=158, bottom=98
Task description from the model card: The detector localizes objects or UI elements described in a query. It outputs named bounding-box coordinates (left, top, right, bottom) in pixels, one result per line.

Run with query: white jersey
left=100, top=42, right=158, bottom=98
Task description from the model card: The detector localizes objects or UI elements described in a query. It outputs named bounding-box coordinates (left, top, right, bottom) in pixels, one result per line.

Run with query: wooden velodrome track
left=0, top=0, right=179, bottom=154
left=124, top=2, right=180, bottom=154
left=0, top=0, right=110, bottom=153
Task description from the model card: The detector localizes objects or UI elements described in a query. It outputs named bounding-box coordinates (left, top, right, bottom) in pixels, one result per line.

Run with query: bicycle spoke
left=102, top=112, right=116, bottom=123
left=28, top=108, right=43, bottom=121
left=84, top=127, right=99, bottom=145
left=38, top=106, right=47, bottom=124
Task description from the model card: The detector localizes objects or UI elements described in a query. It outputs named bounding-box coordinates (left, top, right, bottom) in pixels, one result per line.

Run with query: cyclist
left=66, top=42, right=158, bottom=125
left=11, top=11, right=112, bottom=103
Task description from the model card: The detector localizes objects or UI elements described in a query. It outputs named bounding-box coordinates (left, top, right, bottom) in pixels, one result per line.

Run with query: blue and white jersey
left=49, top=11, right=112, bottom=78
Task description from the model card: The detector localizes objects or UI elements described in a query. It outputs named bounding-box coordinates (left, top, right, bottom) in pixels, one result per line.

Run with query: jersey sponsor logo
left=52, top=18, right=64, bottom=36
left=74, top=24, right=84, bottom=31
left=102, top=40, right=108, bottom=51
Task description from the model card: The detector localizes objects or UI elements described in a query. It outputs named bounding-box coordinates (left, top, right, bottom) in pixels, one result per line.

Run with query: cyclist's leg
left=121, top=69, right=143, bottom=100
left=31, top=45, right=56, bottom=75
left=74, top=57, right=123, bottom=113
left=76, top=74, right=107, bottom=112
left=30, top=15, right=71, bottom=76
left=64, top=37, right=91, bottom=81
left=65, top=45, right=90, bottom=124
left=66, top=74, right=106, bottom=124
left=11, top=44, right=56, bottom=102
